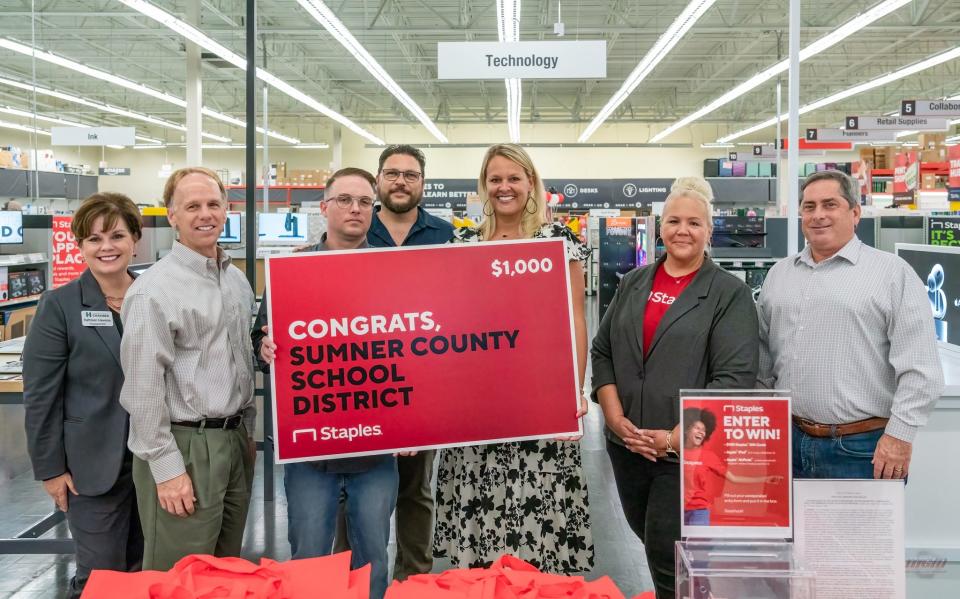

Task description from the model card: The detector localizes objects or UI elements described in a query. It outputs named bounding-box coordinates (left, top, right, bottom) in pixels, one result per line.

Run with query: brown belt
left=792, top=416, right=888, bottom=438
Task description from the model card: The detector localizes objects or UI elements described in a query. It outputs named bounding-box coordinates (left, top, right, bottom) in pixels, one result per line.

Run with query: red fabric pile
left=385, top=555, right=654, bottom=599
left=81, top=551, right=369, bottom=599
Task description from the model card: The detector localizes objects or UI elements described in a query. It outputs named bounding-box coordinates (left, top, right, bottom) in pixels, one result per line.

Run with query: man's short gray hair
left=801, top=170, right=859, bottom=209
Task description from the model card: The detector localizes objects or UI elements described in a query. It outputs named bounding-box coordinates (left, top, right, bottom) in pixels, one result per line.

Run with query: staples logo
left=320, top=424, right=383, bottom=442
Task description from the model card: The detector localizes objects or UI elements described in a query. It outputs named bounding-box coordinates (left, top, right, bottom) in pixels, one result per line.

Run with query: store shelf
left=0, top=254, right=48, bottom=267
left=0, top=294, right=41, bottom=309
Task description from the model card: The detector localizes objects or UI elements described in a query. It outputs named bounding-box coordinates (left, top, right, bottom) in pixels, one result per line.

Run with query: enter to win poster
left=680, top=393, right=792, bottom=539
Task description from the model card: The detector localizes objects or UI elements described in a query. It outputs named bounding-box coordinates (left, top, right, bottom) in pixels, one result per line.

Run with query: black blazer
left=23, top=269, right=136, bottom=496
left=591, top=254, right=759, bottom=448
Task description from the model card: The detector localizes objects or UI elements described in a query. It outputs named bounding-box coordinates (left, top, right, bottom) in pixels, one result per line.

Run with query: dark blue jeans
left=792, top=422, right=883, bottom=479
left=284, top=458, right=398, bottom=599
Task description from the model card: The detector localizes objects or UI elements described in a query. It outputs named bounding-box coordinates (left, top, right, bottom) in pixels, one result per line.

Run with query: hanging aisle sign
left=51, top=126, right=135, bottom=147
left=845, top=115, right=950, bottom=131
left=806, top=128, right=897, bottom=142
left=437, top=41, right=607, bottom=79
left=901, top=99, right=960, bottom=117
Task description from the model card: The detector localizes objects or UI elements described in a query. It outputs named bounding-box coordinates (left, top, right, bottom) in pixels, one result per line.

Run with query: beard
left=379, top=187, right=422, bottom=214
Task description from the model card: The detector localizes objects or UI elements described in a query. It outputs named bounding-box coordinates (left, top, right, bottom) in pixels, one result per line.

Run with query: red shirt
left=683, top=447, right=728, bottom=511
left=643, top=265, right=698, bottom=356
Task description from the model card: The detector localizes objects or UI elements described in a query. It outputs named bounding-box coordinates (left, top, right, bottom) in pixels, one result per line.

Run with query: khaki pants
left=133, top=424, right=253, bottom=571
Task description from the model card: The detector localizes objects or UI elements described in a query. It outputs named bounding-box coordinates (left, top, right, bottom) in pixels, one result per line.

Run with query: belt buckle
left=225, top=414, right=240, bottom=430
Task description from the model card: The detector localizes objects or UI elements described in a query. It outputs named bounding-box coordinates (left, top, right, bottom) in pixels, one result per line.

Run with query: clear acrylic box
left=676, top=540, right=815, bottom=599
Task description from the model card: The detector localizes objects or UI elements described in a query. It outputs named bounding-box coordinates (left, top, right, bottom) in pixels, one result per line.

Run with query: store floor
left=0, top=295, right=653, bottom=598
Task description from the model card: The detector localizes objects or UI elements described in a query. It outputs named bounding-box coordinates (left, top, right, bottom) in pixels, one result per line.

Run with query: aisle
left=0, top=296, right=653, bottom=597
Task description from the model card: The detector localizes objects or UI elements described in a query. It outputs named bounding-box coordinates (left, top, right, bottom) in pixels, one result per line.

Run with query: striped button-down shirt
left=120, top=242, right=257, bottom=483
left=757, top=236, right=943, bottom=442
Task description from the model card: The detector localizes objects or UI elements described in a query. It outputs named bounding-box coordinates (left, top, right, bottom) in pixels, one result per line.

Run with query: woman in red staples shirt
left=590, top=177, right=759, bottom=599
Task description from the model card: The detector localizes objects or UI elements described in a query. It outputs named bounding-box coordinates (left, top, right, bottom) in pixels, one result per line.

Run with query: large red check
left=266, top=238, right=581, bottom=463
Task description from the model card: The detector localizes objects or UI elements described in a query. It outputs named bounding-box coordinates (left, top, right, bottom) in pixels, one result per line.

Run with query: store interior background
left=1, top=0, right=959, bottom=597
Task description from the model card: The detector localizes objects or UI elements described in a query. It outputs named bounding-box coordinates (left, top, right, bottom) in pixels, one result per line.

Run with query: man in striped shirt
left=120, top=167, right=257, bottom=570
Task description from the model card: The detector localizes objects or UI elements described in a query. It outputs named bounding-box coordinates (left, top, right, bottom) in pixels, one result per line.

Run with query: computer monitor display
left=257, top=212, right=309, bottom=245
left=896, top=243, right=960, bottom=347
left=0, top=211, right=24, bottom=244
left=219, top=212, right=242, bottom=244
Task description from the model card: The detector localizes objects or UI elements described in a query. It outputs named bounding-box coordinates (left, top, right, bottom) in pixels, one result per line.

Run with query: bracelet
left=664, top=430, right=678, bottom=456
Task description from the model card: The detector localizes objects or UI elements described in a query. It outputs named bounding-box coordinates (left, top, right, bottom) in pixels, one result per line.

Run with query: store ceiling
left=0, top=0, right=958, bottom=147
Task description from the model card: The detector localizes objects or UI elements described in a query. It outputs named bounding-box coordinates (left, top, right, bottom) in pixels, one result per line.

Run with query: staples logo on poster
left=319, top=425, right=384, bottom=442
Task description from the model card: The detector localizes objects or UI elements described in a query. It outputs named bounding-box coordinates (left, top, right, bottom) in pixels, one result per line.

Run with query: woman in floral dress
left=433, top=143, right=594, bottom=574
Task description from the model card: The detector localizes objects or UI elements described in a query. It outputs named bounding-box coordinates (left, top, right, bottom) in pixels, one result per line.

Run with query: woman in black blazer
left=23, top=193, right=144, bottom=599
left=590, top=177, right=759, bottom=599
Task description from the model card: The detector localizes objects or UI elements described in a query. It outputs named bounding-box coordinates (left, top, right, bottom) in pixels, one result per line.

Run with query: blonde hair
left=665, top=176, right=714, bottom=232
left=478, top=144, right=546, bottom=239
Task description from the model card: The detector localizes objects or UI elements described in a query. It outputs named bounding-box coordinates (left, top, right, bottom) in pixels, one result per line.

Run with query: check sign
left=266, top=238, right=581, bottom=463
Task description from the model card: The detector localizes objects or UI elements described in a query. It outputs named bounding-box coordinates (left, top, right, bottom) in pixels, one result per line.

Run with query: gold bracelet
left=664, top=430, right=678, bottom=456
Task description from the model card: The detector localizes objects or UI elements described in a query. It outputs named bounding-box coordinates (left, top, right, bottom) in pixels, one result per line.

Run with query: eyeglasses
left=327, top=195, right=375, bottom=210
left=381, top=169, right=423, bottom=183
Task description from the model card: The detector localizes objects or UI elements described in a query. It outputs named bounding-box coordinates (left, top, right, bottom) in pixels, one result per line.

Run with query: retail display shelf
left=0, top=254, right=47, bottom=266
left=0, top=294, right=42, bottom=309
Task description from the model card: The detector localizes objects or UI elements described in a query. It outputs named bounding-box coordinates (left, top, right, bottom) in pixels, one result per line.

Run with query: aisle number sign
left=806, top=128, right=897, bottom=142
left=901, top=99, right=960, bottom=117
left=845, top=115, right=950, bottom=131
left=266, top=239, right=581, bottom=462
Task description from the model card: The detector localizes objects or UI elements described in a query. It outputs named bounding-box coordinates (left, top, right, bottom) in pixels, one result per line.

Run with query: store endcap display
left=219, top=212, right=243, bottom=244
left=257, top=212, right=309, bottom=245
left=0, top=211, right=23, bottom=245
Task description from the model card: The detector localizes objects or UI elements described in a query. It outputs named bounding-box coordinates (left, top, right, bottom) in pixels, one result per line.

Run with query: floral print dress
left=433, top=223, right=595, bottom=574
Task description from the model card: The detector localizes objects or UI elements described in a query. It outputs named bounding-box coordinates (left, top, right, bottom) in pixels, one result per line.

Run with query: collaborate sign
left=438, top=41, right=606, bottom=79
left=901, top=99, right=960, bottom=117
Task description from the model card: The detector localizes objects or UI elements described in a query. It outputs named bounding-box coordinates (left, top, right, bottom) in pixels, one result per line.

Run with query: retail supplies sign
left=266, top=239, right=581, bottom=462
left=51, top=216, right=85, bottom=288
left=437, top=41, right=606, bottom=79
left=51, top=126, right=135, bottom=146
left=680, top=393, right=792, bottom=540
left=845, top=115, right=950, bottom=131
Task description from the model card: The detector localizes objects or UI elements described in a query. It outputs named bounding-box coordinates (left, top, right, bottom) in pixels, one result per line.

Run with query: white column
left=185, top=1, right=202, bottom=165
left=332, top=125, right=342, bottom=170
left=786, top=0, right=801, bottom=255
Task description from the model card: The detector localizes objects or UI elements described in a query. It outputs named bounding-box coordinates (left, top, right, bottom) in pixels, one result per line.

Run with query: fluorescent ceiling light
left=0, top=37, right=304, bottom=144
left=116, top=0, right=384, bottom=145
left=649, top=0, right=911, bottom=143
left=0, top=118, right=50, bottom=136
left=497, top=0, right=522, bottom=143
left=701, top=142, right=734, bottom=148
left=0, top=105, right=163, bottom=144
left=717, top=46, right=960, bottom=143
left=579, top=0, right=718, bottom=143
left=292, top=143, right=330, bottom=149
left=0, top=76, right=223, bottom=143
left=295, top=0, right=447, bottom=143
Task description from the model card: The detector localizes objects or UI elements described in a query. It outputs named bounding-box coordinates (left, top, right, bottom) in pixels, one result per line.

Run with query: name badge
left=81, top=310, right=114, bottom=327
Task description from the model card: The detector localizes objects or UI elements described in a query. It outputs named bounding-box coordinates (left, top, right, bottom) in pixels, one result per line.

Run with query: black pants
left=606, top=440, right=680, bottom=599
left=66, top=454, right=143, bottom=599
